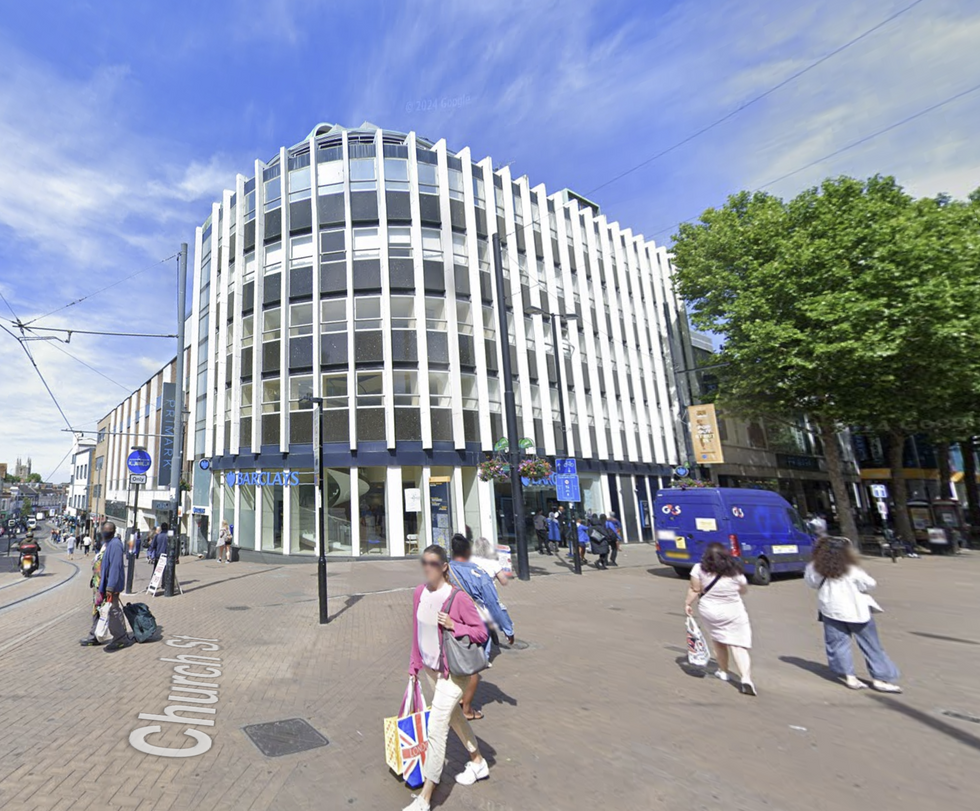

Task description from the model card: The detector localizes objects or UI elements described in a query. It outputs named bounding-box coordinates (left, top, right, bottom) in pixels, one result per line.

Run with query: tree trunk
left=817, top=419, right=859, bottom=542
left=935, top=441, right=951, bottom=500
left=962, top=437, right=980, bottom=532
left=889, top=431, right=914, bottom=547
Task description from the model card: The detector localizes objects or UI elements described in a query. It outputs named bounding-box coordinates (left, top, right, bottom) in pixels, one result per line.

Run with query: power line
left=583, top=0, right=929, bottom=198
left=0, top=323, right=75, bottom=431
left=647, top=79, right=980, bottom=239
left=43, top=446, right=75, bottom=485
left=45, top=340, right=135, bottom=394
left=22, top=253, right=178, bottom=327
left=0, top=289, right=19, bottom=321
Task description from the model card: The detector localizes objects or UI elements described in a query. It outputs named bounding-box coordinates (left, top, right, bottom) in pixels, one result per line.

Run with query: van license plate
left=664, top=551, right=688, bottom=559
left=771, top=544, right=798, bottom=554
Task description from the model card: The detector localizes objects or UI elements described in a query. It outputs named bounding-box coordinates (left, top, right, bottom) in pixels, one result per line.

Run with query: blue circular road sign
left=674, top=466, right=689, bottom=478
left=127, top=449, right=152, bottom=474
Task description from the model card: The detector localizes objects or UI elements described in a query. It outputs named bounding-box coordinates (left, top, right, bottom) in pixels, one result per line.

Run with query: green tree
left=22, top=497, right=32, bottom=516
left=671, top=176, right=980, bottom=543
left=26, top=472, right=42, bottom=484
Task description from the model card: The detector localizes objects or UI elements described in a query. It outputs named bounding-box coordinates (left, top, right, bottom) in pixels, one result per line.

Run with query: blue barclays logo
left=225, top=471, right=300, bottom=488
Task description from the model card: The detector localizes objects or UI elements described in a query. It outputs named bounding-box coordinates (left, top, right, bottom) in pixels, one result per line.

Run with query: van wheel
left=751, top=559, right=771, bottom=586
left=673, top=566, right=689, bottom=578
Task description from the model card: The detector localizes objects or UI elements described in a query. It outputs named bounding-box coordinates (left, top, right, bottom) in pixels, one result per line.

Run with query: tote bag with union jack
left=384, top=677, right=431, bottom=788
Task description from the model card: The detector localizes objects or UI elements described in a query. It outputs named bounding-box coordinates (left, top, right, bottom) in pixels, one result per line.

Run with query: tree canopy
left=671, top=175, right=980, bottom=540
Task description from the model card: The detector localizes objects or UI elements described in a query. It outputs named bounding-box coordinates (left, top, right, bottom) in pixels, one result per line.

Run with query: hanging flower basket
left=519, top=457, right=553, bottom=481
left=672, top=477, right=707, bottom=490
left=478, top=458, right=510, bottom=483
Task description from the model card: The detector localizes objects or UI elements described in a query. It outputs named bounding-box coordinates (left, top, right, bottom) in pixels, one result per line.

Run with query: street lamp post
left=492, top=233, right=531, bottom=581
left=526, top=306, right=581, bottom=574
left=300, top=394, right=329, bottom=624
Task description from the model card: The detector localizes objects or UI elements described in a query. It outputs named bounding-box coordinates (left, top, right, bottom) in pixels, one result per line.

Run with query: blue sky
left=1, top=0, right=979, bottom=478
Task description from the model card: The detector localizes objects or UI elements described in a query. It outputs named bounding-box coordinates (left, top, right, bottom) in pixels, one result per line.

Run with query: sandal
left=461, top=708, right=484, bottom=721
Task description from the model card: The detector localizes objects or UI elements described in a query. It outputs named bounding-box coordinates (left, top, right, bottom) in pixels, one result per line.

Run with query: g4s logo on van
left=661, top=504, right=682, bottom=517
left=731, top=507, right=744, bottom=518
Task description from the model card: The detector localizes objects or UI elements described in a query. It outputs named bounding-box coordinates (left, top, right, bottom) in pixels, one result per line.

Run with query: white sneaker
left=455, top=758, right=489, bottom=785
left=714, top=670, right=730, bottom=682
left=402, top=795, right=430, bottom=811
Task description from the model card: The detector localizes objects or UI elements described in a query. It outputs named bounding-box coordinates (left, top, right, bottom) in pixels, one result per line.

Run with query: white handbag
left=95, top=602, right=113, bottom=643
left=686, top=616, right=710, bottom=668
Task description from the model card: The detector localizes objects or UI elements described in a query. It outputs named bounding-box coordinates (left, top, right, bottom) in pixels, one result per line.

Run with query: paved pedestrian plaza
left=0, top=541, right=977, bottom=810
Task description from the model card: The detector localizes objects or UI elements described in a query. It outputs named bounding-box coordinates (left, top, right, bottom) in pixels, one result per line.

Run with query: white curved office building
left=186, top=122, right=687, bottom=558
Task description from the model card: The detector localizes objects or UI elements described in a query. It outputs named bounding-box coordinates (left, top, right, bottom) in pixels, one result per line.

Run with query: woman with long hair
left=404, top=545, right=490, bottom=811
left=805, top=537, right=901, bottom=692
left=684, top=542, right=756, bottom=696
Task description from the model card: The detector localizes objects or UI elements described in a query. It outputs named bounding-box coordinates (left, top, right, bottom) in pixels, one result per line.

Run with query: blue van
left=654, top=487, right=814, bottom=585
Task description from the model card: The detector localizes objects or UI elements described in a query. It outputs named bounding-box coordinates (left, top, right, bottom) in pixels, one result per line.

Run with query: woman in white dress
left=684, top=542, right=756, bottom=696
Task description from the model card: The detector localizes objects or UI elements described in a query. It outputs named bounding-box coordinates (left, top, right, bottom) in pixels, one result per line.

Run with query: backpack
left=123, top=602, right=158, bottom=643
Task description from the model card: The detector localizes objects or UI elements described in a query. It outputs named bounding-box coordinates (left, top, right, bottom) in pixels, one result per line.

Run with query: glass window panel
left=264, top=177, right=281, bottom=211
left=243, top=252, right=256, bottom=281
left=349, top=157, right=377, bottom=191
left=452, top=232, right=467, bottom=265
left=241, top=383, right=253, bottom=415
left=322, top=373, right=348, bottom=408
left=472, top=174, right=485, bottom=207
left=418, top=163, right=438, bottom=195
left=291, top=471, right=317, bottom=554
left=355, top=296, right=381, bottom=330
left=390, top=296, right=416, bottom=330
left=388, top=226, right=413, bottom=258
left=456, top=302, right=473, bottom=335
left=263, top=308, right=281, bottom=338
left=356, top=371, right=384, bottom=406
left=290, top=234, right=314, bottom=265
left=421, top=228, right=442, bottom=260
left=384, top=158, right=410, bottom=192
left=392, top=370, right=419, bottom=406
left=448, top=168, right=464, bottom=201
left=241, top=315, right=254, bottom=348
left=425, top=297, right=447, bottom=330
left=429, top=371, right=451, bottom=406
left=320, top=299, right=347, bottom=333
left=317, top=161, right=344, bottom=195
left=358, top=468, right=388, bottom=555
left=289, top=167, right=311, bottom=202
left=352, top=227, right=380, bottom=260
left=264, top=242, right=283, bottom=273
left=262, top=379, right=281, bottom=413
left=289, top=374, right=314, bottom=409
left=289, top=302, right=313, bottom=336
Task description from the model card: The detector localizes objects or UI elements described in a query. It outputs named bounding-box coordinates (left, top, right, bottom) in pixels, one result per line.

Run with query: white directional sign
left=130, top=473, right=147, bottom=485
left=870, top=484, right=888, bottom=500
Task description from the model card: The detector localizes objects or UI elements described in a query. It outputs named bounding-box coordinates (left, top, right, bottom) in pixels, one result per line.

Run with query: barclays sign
left=225, top=471, right=301, bottom=488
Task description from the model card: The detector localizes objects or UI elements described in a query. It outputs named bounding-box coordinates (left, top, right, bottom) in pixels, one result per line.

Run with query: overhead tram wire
left=23, top=252, right=178, bottom=327
left=481, top=1, right=933, bottom=289
left=43, top=445, right=75, bottom=485
left=45, top=340, right=136, bottom=394
left=13, top=325, right=178, bottom=339
left=583, top=0, right=930, bottom=198
left=0, top=323, right=75, bottom=432
left=646, top=79, right=980, bottom=240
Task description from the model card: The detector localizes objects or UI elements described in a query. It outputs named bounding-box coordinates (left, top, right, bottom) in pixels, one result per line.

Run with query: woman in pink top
left=404, top=545, right=490, bottom=811
left=684, top=542, right=756, bottom=696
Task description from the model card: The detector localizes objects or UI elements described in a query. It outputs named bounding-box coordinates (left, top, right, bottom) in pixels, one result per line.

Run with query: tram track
left=0, top=533, right=82, bottom=613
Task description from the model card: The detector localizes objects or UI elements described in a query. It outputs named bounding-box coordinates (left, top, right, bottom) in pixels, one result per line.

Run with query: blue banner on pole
left=556, top=475, right=581, bottom=502
left=157, top=382, right=177, bottom=487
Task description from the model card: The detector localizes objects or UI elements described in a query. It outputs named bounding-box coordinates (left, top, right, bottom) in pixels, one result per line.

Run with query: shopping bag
left=95, top=602, right=113, bottom=643
left=686, top=616, right=710, bottom=668
left=383, top=677, right=430, bottom=788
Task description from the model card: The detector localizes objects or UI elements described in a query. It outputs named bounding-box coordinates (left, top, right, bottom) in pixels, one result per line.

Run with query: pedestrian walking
left=805, top=537, right=901, bottom=693
left=449, top=533, right=515, bottom=722
left=96, top=523, right=133, bottom=652
left=532, top=511, right=549, bottom=555
left=404, top=544, right=490, bottom=811
left=82, top=534, right=92, bottom=556
left=575, top=516, right=590, bottom=564
left=546, top=509, right=561, bottom=554
left=79, top=535, right=107, bottom=646
left=685, top=542, right=756, bottom=696
left=589, top=516, right=611, bottom=569
left=218, top=520, right=233, bottom=563
left=471, top=536, right=509, bottom=588
left=148, top=523, right=168, bottom=566
left=66, top=533, right=76, bottom=560
left=606, top=512, right=622, bottom=565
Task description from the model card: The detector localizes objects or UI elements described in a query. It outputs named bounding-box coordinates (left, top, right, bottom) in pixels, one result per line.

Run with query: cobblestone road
left=0, top=542, right=977, bottom=811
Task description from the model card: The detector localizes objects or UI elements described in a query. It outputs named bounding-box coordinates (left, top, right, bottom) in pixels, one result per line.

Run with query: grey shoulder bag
left=441, top=588, right=490, bottom=677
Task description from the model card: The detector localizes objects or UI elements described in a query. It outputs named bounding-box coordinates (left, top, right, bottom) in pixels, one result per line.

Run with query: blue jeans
left=822, top=616, right=899, bottom=682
